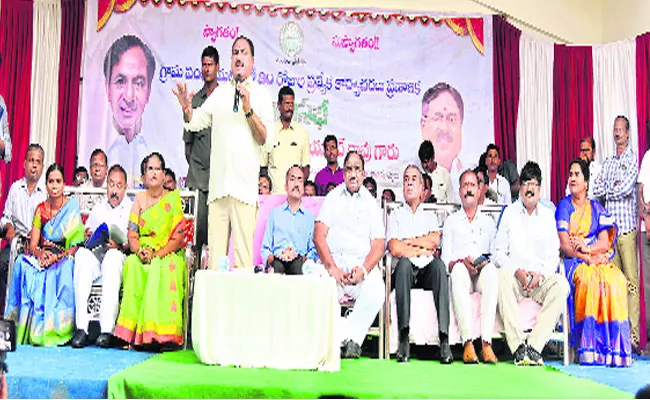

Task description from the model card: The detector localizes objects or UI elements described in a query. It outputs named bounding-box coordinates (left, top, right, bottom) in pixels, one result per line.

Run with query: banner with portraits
left=80, top=1, right=494, bottom=194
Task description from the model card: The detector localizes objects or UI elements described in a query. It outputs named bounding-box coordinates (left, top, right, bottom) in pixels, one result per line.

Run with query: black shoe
left=340, top=339, right=361, bottom=359
left=96, top=333, right=114, bottom=348
left=160, top=342, right=181, bottom=352
left=71, top=329, right=88, bottom=348
left=397, top=328, right=410, bottom=363
left=513, top=343, right=528, bottom=366
left=439, top=336, right=453, bottom=364
left=526, top=345, right=544, bottom=366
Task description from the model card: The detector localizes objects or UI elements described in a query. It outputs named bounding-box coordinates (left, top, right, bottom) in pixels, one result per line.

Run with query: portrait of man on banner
left=103, top=34, right=156, bottom=188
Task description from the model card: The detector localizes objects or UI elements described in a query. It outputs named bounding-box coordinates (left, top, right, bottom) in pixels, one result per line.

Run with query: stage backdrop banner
left=80, top=1, right=494, bottom=193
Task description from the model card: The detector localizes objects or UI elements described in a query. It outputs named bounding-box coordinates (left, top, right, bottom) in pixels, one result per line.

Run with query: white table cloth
left=192, top=270, right=340, bottom=371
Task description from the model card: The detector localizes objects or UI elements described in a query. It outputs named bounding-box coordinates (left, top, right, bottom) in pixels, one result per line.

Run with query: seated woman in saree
left=4, top=163, right=84, bottom=346
left=113, top=152, right=187, bottom=351
left=556, top=158, right=632, bottom=367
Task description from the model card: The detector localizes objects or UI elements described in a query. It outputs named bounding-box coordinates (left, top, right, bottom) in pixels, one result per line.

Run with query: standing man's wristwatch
left=245, top=108, right=254, bottom=119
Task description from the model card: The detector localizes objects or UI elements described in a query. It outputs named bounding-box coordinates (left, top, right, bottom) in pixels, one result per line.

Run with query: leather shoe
left=341, top=339, right=361, bottom=359
left=481, top=341, right=498, bottom=364
left=463, top=341, right=479, bottom=364
left=439, top=336, right=453, bottom=364
left=96, top=333, right=113, bottom=348
left=71, top=329, right=88, bottom=349
left=397, top=328, right=410, bottom=363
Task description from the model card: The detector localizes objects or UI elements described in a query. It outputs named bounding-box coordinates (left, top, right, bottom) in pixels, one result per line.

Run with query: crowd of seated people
left=0, top=115, right=647, bottom=368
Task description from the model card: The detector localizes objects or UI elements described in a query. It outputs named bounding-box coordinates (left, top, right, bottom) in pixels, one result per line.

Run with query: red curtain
left=493, top=15, right=521, bottom=164
left=0, top=0, right=33, bottom=211
left=550, top=45, right=593, bottom=204
left=636, top=32, right=650, bottom=350
left=56, top=0, right=85, bottom=185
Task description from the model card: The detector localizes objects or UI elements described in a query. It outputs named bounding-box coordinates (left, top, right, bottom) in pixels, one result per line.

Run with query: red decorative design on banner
left=95, top=0, right=486, bottom=54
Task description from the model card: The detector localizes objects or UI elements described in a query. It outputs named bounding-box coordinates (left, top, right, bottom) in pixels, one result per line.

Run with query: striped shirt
left=591, top=145, right=638, bottom=234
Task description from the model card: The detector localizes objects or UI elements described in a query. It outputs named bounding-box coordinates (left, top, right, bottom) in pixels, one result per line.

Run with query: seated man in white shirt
left=314, top=151, right=385, bottom=359
left=0, top=144, right=47, bottom=312
left=443, top=169, right=498, bottom=364
left=485, top=144, right=512, bottom=204
left=494, top=161, right=569, bottom=366
left=389, top=165, right=452, bottom=364
left=71, top=165, right=133, bottom=349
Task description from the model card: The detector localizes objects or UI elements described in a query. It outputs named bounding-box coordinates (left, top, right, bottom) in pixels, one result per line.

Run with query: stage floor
left=5, top=345, right=645, bottom=399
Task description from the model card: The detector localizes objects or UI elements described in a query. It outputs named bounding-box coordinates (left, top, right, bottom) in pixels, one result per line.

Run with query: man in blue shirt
left=261, top=165, right=317, bottom=274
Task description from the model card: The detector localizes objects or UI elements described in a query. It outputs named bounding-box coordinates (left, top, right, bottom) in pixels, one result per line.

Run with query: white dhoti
left=337, top=267, right=384, bottom=346
left=451, top=262, right=499, bottom=343
left=74, top=247, right=125, bottom=333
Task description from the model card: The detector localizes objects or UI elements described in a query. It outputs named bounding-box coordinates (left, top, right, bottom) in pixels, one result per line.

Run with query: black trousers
left=271, top=257, right=304, bottom=275
left=194, top=189, right=209, bottom=251
left=0, top=245, right=10, bottom=313
left=392, top=257, right=450, bottom=335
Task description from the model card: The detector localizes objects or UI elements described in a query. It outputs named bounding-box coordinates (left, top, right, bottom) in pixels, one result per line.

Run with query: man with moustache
left=261, top=86, right=310, bottom=194
left=261, top=166, right=317, bottom=274
left=389, top=165, right=452, bottom=364
left=174, top=36, right=274, bottom=269
left=485, top=144, right=512, bottom=204
left=0, top=144, right=47, bottom=312
left=79, top=149, right=109, bottom=211
left=314, top=151, right=385, bottom=359
left=314, top=135, right=344, bottom=196
left=104, top=35, right=156, bottom=188
left=495, top=161, right=569, bottom=366
left=420, top=82, right=465, bottom=196
left=71, top=165, right=132, bottom=349
left=592, top=115, right=642, bottom=350
left=442, top=169, right=498, bottom=364
left=183, top=45, right=219, bottom=254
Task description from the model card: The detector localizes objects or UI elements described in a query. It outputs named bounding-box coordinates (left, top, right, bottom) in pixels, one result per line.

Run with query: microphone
left=233, top=74, right=242, bottom=113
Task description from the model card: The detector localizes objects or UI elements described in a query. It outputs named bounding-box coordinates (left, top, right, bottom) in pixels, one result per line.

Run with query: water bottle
left=217, top=255, right=230, bottom=273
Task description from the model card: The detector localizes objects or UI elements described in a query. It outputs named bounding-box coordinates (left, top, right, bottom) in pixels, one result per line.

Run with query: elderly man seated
left=388, top=165, right=452, bottom=364
left=442, top=169, right=498, bottom=364
left=261, top=166, right=317, bottom=274
left=0, top=144, right=47, bottom=312
left=494, top=161, right=569, bottom=366
left=314, top=151, right=385, bottom=359
left=72, top=165, right=132, bottom=348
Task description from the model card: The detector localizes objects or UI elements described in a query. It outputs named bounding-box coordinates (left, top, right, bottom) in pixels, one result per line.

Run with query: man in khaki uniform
left=261, top=86, right=310, bottom=193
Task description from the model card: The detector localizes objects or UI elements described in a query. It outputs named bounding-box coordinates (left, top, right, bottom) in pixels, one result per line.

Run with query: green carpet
left=107, top=350, right=631, bottom=399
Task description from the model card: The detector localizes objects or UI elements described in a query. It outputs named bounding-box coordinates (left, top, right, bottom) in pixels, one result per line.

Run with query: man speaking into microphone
left=173, top=36, right=274, bottom=269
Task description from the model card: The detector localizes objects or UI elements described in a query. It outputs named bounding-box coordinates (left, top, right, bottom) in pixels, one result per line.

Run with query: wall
left=601, top=0, right=650, bottom=43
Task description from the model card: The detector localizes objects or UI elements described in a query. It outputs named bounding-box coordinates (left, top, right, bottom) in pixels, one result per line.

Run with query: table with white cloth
left=192, top=270, right=341, bottom=371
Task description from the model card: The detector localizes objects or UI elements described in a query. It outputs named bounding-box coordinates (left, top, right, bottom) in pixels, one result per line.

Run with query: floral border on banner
left=97, top=0, right=485, bottom=54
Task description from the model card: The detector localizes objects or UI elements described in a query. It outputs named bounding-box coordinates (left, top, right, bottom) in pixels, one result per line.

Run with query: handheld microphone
left=233, top=74, right=242, bottom=113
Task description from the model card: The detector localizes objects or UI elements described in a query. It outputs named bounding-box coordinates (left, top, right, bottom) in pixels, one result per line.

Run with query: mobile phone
left=472, top=255, right=488, bottom=267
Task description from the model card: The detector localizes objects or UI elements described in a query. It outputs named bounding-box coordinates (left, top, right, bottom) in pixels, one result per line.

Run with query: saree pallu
left=4, top=197, right=84, bottom=346
left=556, top=195, right=632, bottom=367
left=114, top=190, right=186, bottom=346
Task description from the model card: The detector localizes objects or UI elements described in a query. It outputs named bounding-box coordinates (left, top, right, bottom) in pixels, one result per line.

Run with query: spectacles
left=522, top=181, right=540, bottom=188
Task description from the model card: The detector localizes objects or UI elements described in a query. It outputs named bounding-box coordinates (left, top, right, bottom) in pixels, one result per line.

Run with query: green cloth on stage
left=114, top=190, right=186, bottom=346
left=107, top=351, right=630, bottom=399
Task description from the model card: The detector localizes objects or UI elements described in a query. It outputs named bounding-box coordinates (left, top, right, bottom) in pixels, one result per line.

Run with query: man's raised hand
left=172, top=82, right=195, bottom=110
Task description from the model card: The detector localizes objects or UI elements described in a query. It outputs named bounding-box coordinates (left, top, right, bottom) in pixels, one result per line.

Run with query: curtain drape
left=56, top=0, right=85, bottom=184
left=0, top=0, right=33, bottom=211
left=30, top=0, right=61, bottom=170
left=551, top=45, right=593, bottom=204
left=593, top=40, right=638, bottom=166
left=516, top=34, right=554, bottom=199
left=493, top=15, right=521, bottom=165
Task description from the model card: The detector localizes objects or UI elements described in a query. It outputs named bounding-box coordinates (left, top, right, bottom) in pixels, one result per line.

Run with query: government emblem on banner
left=279, top=22, right=304, bottom=58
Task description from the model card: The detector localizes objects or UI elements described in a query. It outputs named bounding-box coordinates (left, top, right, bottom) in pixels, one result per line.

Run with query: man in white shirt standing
left=0, top=144, right=46, bottom=311
left=389, top=165, right=452, bottom=364
left=418, top=140, right=453, bottom=203
left=79, top=149, right=109, bottom=211
left=486, top=144, right=512, bottom=204
left=565, top=137, right=601, bottom=200
left=314, top=151, right=385, bottom=359
left=175, top=36, right=274, bottom=269
left=71, top=165, right=132, bottom=349
left=494, top=161, right=569, bottom=366
left=442, top=169, right=498, bottom=364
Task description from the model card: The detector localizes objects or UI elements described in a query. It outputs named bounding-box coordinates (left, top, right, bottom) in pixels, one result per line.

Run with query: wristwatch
left=245, top=108, right=254, bottom=119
